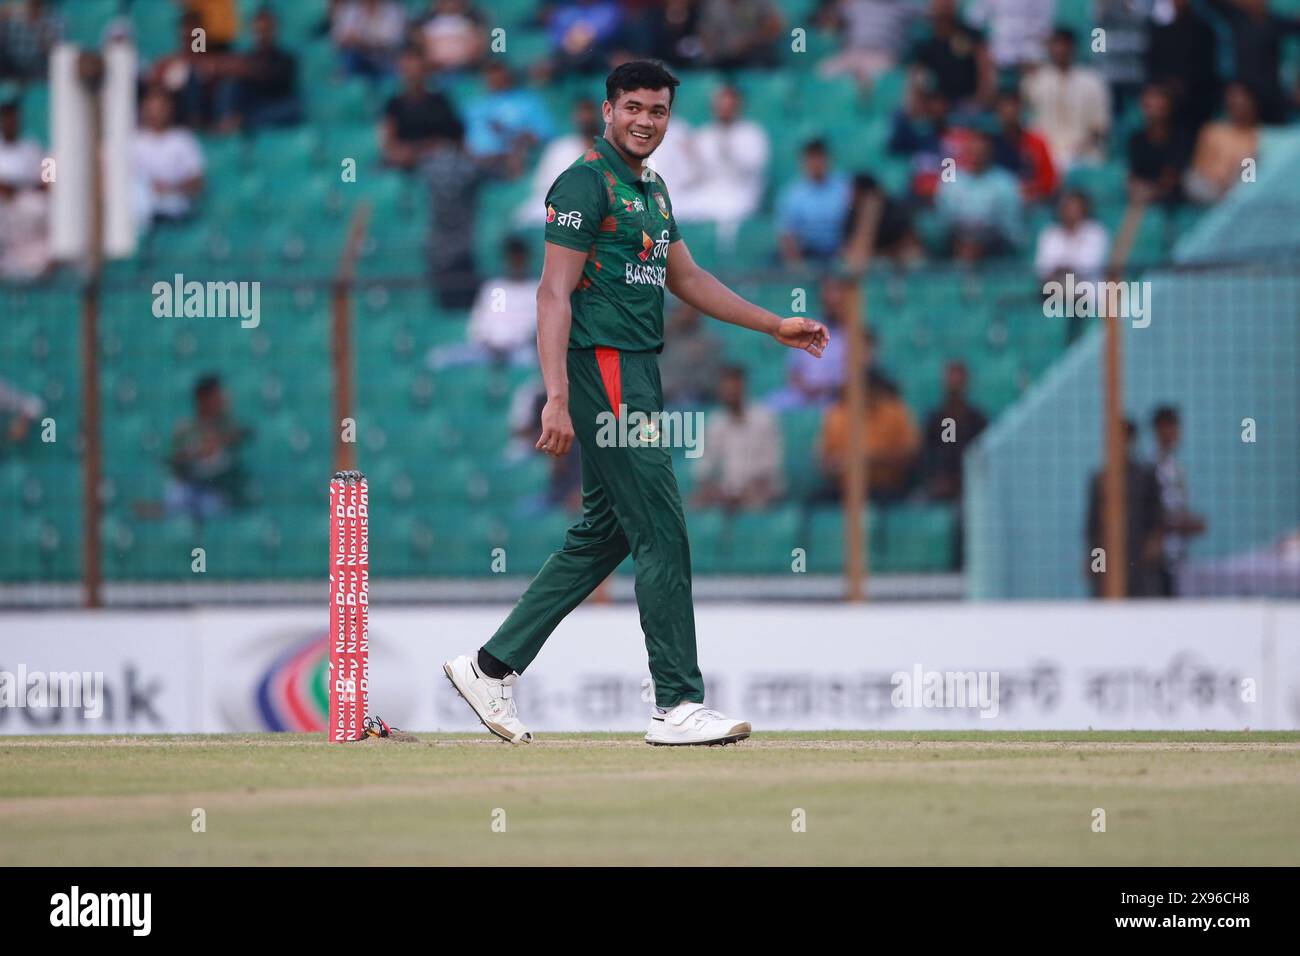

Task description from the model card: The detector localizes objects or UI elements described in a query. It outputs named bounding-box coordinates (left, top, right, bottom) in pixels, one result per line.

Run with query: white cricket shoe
left=645, top=702, right=751, bottom=746
left=442, top=654, right=533, bottom=744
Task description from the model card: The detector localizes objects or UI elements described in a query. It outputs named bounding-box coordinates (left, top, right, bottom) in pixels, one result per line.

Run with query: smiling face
left=603, top=86, right=672, bottom=167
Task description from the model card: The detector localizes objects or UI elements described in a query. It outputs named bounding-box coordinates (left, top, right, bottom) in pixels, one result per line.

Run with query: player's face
left=604, top=88, right=671, bottom=163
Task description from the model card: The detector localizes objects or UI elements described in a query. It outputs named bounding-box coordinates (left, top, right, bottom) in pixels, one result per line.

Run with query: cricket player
left=444, top=61, right=829, bottom=746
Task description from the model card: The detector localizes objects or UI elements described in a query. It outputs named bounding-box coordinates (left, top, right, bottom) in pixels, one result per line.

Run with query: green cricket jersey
left=542, top=135, right=681, bottom=353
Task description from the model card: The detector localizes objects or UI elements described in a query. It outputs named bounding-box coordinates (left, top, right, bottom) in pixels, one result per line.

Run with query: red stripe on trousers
left=594, top=347, right=621, bottom=414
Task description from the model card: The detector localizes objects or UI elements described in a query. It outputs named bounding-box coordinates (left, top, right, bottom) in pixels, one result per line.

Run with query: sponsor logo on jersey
left=654, top=193, right=669, bottom=219
left=554, top=209, right=584, bottom=229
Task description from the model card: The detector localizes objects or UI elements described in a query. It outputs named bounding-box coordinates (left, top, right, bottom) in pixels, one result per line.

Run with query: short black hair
left=605, top=59, right=679, bottom=108
left=1051, top=26, right=1076, bottom=45
left=1060, top=188, right=1093, bottom=216
left=195, top=374, right=221, bottom=399
left=1152, top=405, right=1180, bottom=427
left=802, top=137, right=828, bottom=156
left=504, top=236, right=528, bottom=258
left=720, top=364, right=747, bottom=380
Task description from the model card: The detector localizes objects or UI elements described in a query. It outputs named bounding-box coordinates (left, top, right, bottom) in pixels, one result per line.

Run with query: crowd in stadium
left=0, top=0, right=1291, bottom=584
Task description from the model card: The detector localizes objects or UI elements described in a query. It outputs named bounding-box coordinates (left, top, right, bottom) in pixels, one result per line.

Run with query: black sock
left=476, top=647, right=512, bottom=680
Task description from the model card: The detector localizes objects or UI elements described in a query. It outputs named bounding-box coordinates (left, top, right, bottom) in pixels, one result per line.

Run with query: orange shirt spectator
left=185, top=0, right=239, bottom=48
left=819, top=372, right=920, bottom=501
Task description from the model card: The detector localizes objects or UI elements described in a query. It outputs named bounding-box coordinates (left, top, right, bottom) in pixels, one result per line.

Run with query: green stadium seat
left=685, top=507, right=726, bottom=574
left=726, top=506, right=801, bottom=573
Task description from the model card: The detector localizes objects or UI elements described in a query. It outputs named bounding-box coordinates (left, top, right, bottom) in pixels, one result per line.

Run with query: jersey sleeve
left=543, top=165, right=604, bottom=252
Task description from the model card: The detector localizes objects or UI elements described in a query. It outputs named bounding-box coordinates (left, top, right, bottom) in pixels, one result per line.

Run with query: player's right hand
left=536, top=398, right=575, bottom=457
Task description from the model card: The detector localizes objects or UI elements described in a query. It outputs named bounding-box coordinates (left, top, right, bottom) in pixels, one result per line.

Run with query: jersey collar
left=595, top=134, right=645, bottom=185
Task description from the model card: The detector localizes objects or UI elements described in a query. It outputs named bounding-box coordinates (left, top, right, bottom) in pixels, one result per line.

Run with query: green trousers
left=483, top=347, right=705, bottom=708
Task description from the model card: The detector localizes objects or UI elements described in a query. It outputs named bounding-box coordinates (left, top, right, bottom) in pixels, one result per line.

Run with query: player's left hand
left=773, top=317, right=830, bottom=357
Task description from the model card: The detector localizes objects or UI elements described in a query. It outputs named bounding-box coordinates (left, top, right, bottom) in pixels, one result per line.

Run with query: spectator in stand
left=908, top=0, right=995, bottom=110
left=672, top=84, right=769, bottom=248
left=887, top=87, right=977, bottom=201
left=332, top=0, right=407, bottom=81
left=767, top=277, right=866, bottom=411
left=920, top=360, right=987, bottom=502
left=0, top=150, right=49, bottom=281
left=840, top=173, right=923, bottom=268
left=183, top=0, right=239, bottom=51
left=964, top=0, right=1052, bottom=69
left=166, top=374, right=250, bottom=522
left=515, top=99, right=601, bottom=225
left=1127, top=83, right=1191, bottom=205
left=692, top=365, right=785, bottom=512
left=1206, top=0, right=1300, bottom=124
left=660, top=301, right=725, bottom=408
left=1022, top=27, right=1111, bottom=172
left=422, top=129, right=494, bottom=310
left=644, top=0, right=701, bottom=65
left=417, top=0, right=486, bottom=73
left=0, top=98, right=42, bottom=187
left=992, top=88, right=1057, bottom=203
left=1145, top=0, right=1220, bottom=134
left=463, top=61, right=553, bottom=165
left=643, top=109, right=701, bottom=198
left=1035, top=189, right=1108, bottom=284
left=380, top=47, right=464, bottom=171
left=213, top=8, right=303, bottom=132
left=430, top=237, right=537, bottom=369
left=819, top=369, right=920, bottom=505
left=1185, top=80, right=1260, bottom=204
left=0, top=0, right=62, bottom=81
left=815, top=0, right=924, bottom=88
left=1084, top=418, right=1165, bottom=597
left=1095, top=0, right=1155, bottom=110
left=0, top=375, right=44, bottom=446
left=777, top=139, right=852, bottom=266
left=697, top=0, right=783, bottom=69
left=546, top=0, right=624, bottom=73
left=1151, top=404, right=1207, bottom=596
left=935, top=130, right=1022, bottom=262
left=132, top=88, right=205, bottom=226
left=151, top=13, right=219, bottom=130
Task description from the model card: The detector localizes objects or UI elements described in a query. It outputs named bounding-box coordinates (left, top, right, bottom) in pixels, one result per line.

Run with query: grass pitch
left=3, top=732, right=1299, bottom=866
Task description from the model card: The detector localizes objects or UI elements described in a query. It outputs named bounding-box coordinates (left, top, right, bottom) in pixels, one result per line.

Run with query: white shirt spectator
left=1022, top=63, right=1111, bottom=170
left=332, top=0, right=407, bottom=51
left=839, top=0, right=922, bottom=54
left=1034, top=219, right=1109, bottom=282
left=422, top=5, right=483, bottom=71
left=674, top=116, right=769, bottom=236
left=966, top=0, right=1053, bottom=67
left=0, top=187, right=48, bottom=279
left=515, top=133, right=587, bottom=226
left=645, top=119, right=702, bottom=202
left=0, top=147, right=50, bottom=281
left=0, top=134, right=42, bottom=187
left=468, top=276, right=537, bottom=352
left=133, top=126, right=204, bottom=221
left=693, top=403, right=785, bottom=501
